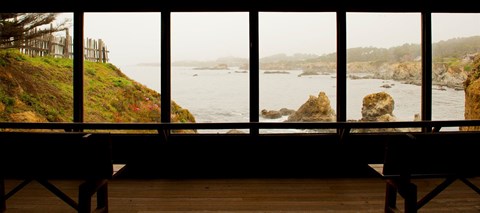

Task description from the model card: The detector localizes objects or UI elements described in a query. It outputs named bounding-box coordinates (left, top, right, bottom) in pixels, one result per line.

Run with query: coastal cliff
left=0, top=49, right=195, bottom=125
left=463, top=54, right=480, bottom=130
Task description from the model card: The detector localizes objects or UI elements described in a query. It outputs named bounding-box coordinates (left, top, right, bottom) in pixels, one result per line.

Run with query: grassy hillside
left=0, top=49, right=195, bottom=124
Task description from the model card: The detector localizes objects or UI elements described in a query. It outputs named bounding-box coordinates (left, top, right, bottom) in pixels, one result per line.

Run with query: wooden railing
left=18, top=29, right=109, bottom=63
left=0, top=120, right=479, bottom=133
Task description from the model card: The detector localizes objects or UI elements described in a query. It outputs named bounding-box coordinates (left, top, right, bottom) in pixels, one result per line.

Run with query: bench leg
left=37, top=179, right=79, bottom=209
left=460, top=178, right=480, bottom=195
left=0, top=178, right=5, bottom=213
left=401, top=182, right=417, bottom=213
left=78, top=179, right=108, bottom=213
left=78, top=182, right=92, bottom=213
left=385, top=178, right=418, bottom=213
left=96, top=182, right=108, bottom=212
left=385, top=182, right=397, bottom=212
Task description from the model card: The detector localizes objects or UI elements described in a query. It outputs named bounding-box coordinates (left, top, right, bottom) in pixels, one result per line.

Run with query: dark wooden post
left=0, top=178, right=5, bottom=212
left=102, top=47, right=106, bottom=63
left=337, top=10, right=347, bottom=124
left=64, top=29, right=71, bottom=58
left=73, top=12, right=84, bottom=123
left=161, top=11, right=171, bottom=124
left=47, top=23, right=54, bottom=57
left=249, top=10, right=259, bottom=136
left=421, top=11, right=432, bottom=132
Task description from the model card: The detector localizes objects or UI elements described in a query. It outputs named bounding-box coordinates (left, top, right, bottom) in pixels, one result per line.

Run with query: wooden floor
left=3, top=177, right=480, bottom=212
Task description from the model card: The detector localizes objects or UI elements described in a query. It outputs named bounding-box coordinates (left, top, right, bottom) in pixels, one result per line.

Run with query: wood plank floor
left=3, top=177, right=480, bottom=212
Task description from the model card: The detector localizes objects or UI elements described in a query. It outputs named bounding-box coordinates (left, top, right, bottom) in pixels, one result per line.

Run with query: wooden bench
left=368, top=132, right=480, bottom=213
left=0, top=132, right=125, bottom=213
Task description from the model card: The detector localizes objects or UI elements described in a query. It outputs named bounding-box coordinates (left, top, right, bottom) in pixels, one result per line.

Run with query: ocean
left=121, top=65, right=465, bottom=131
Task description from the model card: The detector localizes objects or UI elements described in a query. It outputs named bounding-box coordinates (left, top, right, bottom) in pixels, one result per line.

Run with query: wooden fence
left=18, top=29, right=109, bottom=63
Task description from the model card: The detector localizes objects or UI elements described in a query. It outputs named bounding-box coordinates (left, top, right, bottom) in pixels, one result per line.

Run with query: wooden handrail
left=0, top=120, right=479, bottom=131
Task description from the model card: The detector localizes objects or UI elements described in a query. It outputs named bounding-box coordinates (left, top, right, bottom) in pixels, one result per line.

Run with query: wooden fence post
left=19, top=27, right=108, bottom=63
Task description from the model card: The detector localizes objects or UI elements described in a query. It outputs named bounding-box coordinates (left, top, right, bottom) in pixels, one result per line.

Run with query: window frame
left=69, top=10, right=459, bottom=133
left=3, top=2, right=480, bottom=133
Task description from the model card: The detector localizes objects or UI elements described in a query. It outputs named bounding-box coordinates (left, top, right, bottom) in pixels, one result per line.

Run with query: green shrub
left=86, top=67, right=97, bottom=75
left=0, top=58, right=8, bottom=66
left=0, top=96, right=15, bottom=113
left=0, top=49, right=25, bottom=66
left=20, top=93, right=39, bottom=107
left=465, top=65, right=472, bottom=72
left=112, top=77, right=132, bottom=87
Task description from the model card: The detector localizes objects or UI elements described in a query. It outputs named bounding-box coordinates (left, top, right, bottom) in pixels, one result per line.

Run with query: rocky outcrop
left=284, top=91, right=398, bottom=123
left=463, top=55, right=480, bottom=131
left=353, top=92, right=403, bottom=133
left=348, top=61, right=386, bottom=74
left=239, top=63, right=248, bottom=70
left=279, top=90, right=422, bottom=132
left=226, top=129, right=246, bottom=134
left=261, top=108, right=295, bottom=119
left=260, top=61, right=336, bottom=73
left=259, top=56, right=468, bottom=90
left=279, top=108, right=295, bottom=116
left=354, top=92, right=422, bottom=132
left=432, top=63, right=468, bottom=90
left=360, top=92, right=396, bottom=122
left=193, top=63, right=229, bottom=70
left=348, top=60, right=469, bottom=90
left=391, top=62, right=421, bottom=82
left=287, top=92, right=336, bottom=122
left=261, top=109, right=282, bottom=119
left=264, top=71, right=289, bottom=74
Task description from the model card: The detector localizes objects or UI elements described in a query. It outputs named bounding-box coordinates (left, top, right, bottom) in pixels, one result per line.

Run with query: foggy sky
left=56, top=12, right=480, bottom=70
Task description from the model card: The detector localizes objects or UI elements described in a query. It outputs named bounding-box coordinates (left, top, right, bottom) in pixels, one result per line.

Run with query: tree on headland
left=0, top=13, right=69, bottom=49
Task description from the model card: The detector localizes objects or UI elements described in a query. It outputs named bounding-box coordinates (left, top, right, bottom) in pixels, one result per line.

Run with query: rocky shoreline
left=260, top=56, right=475, bottom=91
left=260, top=91, right=421, bottom=133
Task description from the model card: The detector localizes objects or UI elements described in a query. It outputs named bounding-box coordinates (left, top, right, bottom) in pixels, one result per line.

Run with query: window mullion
left=336, top=11, right=347, bottom=124
left=161, top=11, right=172, bottom=124
left=421, top=11, right=432, bottom=125
left=249, top=10, right=259, bottom=135
left=73, top=11, right=84, bottom=123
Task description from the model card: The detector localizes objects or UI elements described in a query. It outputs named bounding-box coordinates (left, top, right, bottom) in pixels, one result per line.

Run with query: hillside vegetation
left=172, top=36, right=480, bottom=70
left=464, top=54, right=480, bottom=130
left=309, top=36, right=480, bottom=63
left=0, top=49, right=195, bottom=124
